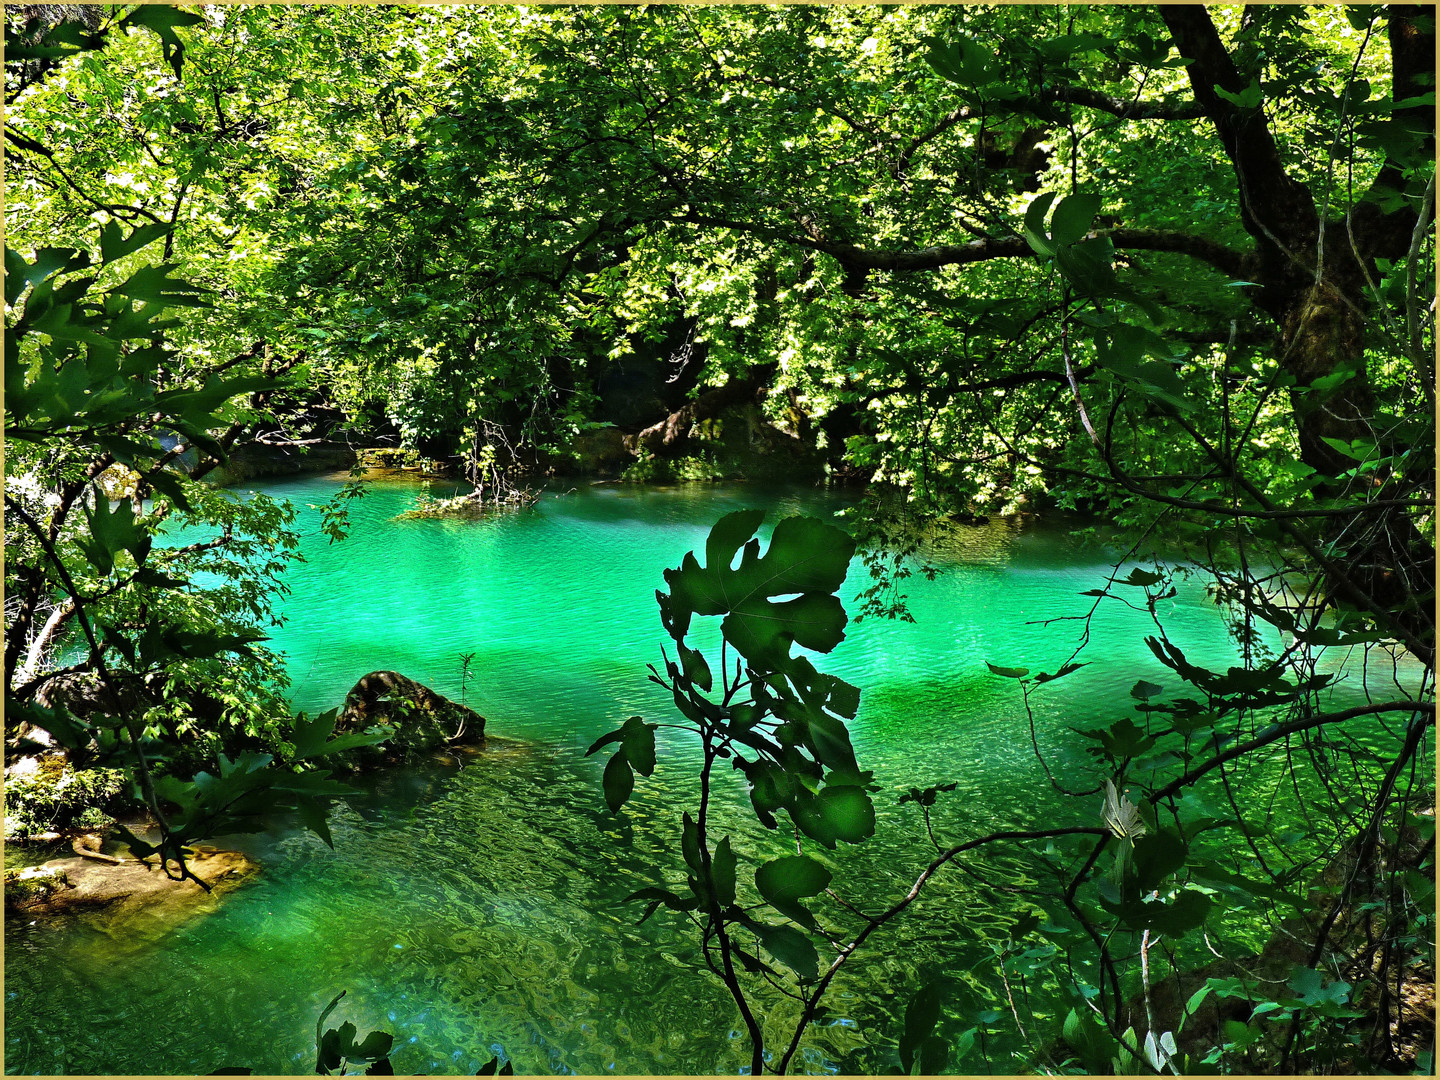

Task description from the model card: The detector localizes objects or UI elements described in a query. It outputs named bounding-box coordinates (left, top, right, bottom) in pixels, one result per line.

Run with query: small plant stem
left=1140, top=928, right=1156, bottom=1039
left=776, top=826, right=1107, bottom=1075
left=696, top=733, right=765, bottom=1074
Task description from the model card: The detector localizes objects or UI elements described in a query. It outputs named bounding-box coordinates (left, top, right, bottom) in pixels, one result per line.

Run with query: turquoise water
left=4, top=476, right=1391, bottom=1074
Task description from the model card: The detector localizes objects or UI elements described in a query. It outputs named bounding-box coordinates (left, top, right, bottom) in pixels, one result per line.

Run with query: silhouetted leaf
left=755, top=922, right=819, bottom=980
left=602, top=751, right=634, bottom=813
left=900, top=979, right=944, bottom=1072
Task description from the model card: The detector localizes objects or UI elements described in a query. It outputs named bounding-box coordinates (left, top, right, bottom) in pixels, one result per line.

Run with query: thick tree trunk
left=1162, top=5, right=1435, bottom=661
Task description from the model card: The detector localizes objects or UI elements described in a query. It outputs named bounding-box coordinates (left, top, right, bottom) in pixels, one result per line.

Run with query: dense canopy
left=4, top=4, right=1435, bottom=1075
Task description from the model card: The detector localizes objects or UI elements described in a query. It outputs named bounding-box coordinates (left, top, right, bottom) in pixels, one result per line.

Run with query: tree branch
left=674, top=212, right=1247, bottom=278
left=1034, top=85, right=1206, bottom=121
left=1146, top=701, right=1433, bottom=806
left=1161, top=5, right=1318, bottom=264
left=775, top=825, right=1109, bottom=1075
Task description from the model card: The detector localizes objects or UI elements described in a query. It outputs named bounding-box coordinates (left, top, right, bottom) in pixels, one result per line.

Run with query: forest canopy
left=4, top=3, right=1435, bottom=1075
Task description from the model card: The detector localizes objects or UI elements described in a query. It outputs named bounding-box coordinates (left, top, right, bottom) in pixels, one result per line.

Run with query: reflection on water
left=5, top=479, right=1412, bottom=1074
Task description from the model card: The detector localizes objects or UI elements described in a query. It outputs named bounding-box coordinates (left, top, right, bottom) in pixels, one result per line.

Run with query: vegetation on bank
left=3, top=3, right=1434, bottom=1074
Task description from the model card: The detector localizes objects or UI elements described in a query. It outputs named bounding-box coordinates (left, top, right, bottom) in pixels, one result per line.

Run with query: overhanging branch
left=672, top=212, right=1247, bottom=279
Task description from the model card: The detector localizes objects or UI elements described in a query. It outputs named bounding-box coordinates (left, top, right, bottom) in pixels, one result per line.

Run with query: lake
left=5, top=476, right=1383, bottom=1074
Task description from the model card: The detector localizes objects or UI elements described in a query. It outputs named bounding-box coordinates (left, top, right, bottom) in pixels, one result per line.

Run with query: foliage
left=3, top=760, right=128, bottom=839
left=3, top=6, right=388, bottom=880
left=588, top=510, right=879, bottom=1073
left=3, top=3, right=1434, bottom=1074
left=210, top=991, right=515, bottom=1076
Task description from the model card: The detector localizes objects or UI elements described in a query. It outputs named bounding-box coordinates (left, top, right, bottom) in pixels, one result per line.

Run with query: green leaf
left=705, top=507, right=766, bottom=573
left=585, top=727, right=624, bottom=756
left=4, top=16, right=106, bottom=63
left=918, top=1035, right=949, bottom=1075
left=793, top=785, right=876, bottom=848
left=77, top=496, right=152, bottom=575
left=900, top=979, right=944, bottom=1072
left=924, top=36, right=998, bottom=90
left=1022, top=191, right=1059, bottom=257
left=119, top=4, right=204, bottom=79
left=986, top=662, right=1030, bottom=679
left=755, top=922, right=819, bottom=980
left=803, top=706, right=859, bottom=773
left=1213, top=79, right=1263, bottom=110
left=1051, top=193, right=1103, bottom=246
left=618, top=715, right=656, bottom=777
left=318, top=1027, right=344, bottom=1073
left=289, top=708, right=389, bottom=761
left=1062, top=1008, right=1116, bottom=1068
left=661, top=513, right=855, bottom=671
left=6, top=246, right=85, bottom=310
left=1133, top=832, right=1187, bottom=893
left=826, top=676, right=860, bottom=719
left=1034, top=662, right=1087, bottom=684
left=711, top=836, right=737, bottom=907
left=1009, top=911, right=1041, bottom=939
left=1092, top=719, right=1157, bottom=759
left=1101, top=887, right=1212, bottom=935
left=111, top=262, right=212, bottom=307
left=898, top=781, right=956, bottom=808
left=755, top=854, right=832, bottom=924
left=681, top=811, right=703, bottom=871
left=161, top=627, right=267, bottom=659
left=1120, top=567, right=1163, bottom=587
left=292, top=793, right=337, bottom=847
left=723, top=593, right=848, bottom=673
left=1130, top=680, right=1164, bottom=700
left=154, top=373, right=274, bottom=421
left=625, top=885, right=693, bottom=923
left=352, top=1030, right=394, bottom=1062
left=678, top=645, right=712, bottom=692
left=1096, top=325, right=1193, bottom=410
left=99, top=221, right=172, bottom=265
left=602, top=751, right=634, bottom=813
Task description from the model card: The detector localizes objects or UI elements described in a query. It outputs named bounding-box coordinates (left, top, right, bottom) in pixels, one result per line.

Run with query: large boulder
left=332, top=671, right=486, bottom=768
left=206, top=439, right=357, bottom=484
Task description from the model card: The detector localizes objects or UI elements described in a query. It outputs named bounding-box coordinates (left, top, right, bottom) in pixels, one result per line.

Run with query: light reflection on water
left=5, top=478, right=1414, bottom=1075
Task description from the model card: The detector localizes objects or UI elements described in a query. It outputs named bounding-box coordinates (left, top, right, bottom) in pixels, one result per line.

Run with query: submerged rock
left=332, top=670, right=487, bottom=768
left=5, top=844, right=258, bottom=928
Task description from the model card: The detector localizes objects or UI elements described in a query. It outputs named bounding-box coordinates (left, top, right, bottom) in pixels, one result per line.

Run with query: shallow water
left=4, top=477, right=1409, bottom=1074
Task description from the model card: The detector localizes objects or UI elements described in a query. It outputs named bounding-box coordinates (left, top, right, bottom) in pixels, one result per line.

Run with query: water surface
left=5, top=477, right=1399, bottom=1074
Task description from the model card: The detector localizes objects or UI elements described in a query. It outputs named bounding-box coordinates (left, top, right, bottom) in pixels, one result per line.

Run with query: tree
left=5, top=5, right=1432, bottom=1072
left=5, top=10, right=385, bottom=877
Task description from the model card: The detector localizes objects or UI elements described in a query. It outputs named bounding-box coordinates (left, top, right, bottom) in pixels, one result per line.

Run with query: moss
left=356, top=447, right=431, bottom=470
left=4, top=865, right=71, bottom=908
left=621, top=453, right=726, bottom=483
left=327, top=672, right=484, bottom=771
left=4, top=762, right=130, bottom=841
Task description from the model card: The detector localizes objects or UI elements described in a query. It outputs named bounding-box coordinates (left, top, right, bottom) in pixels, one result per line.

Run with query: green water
left=3, top=477, right=1374, bottom=1075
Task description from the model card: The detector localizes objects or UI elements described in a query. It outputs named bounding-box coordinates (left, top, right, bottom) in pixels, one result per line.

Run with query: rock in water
left=333, top=670, right=487, bottom=767
left=4, top=846, right=259, bottom=937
